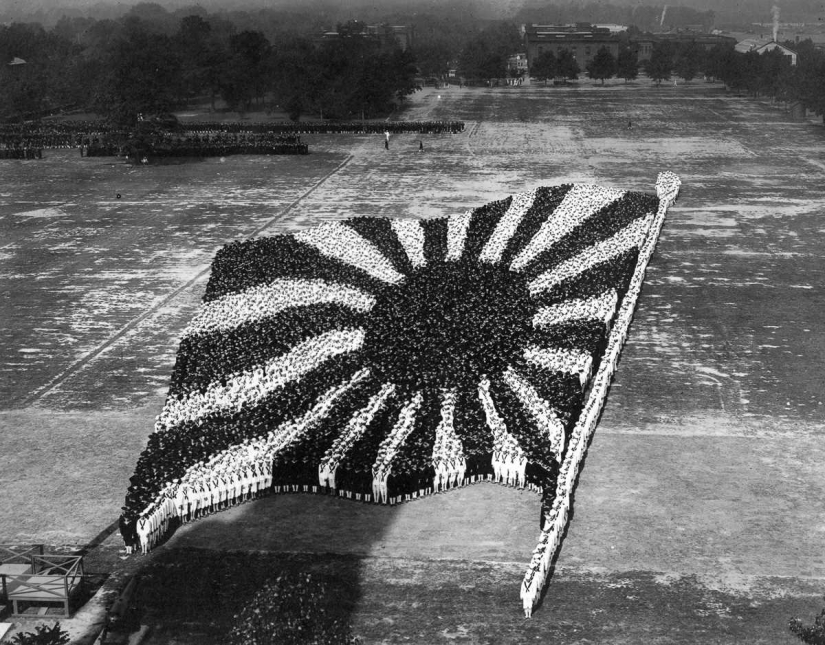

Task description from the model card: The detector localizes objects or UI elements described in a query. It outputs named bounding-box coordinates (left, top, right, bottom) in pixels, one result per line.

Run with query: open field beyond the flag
left=1, top=81, right=824, bottom=643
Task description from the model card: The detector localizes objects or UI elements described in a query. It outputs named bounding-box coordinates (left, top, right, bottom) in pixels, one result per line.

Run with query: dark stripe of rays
left=516, top=361, right=586, bottom=442
left=270, top=372, right=382, bottom=490
left=203, top=235, right=388, bottom=303
left=498, top=185, right=573, bottom=268
left=530, top=320, right=607, bottom=357
left=421, top=217, right=448, bottom=265
left=380, top=388, right=441, bottom=500
left=168, top=305, right=368, bottom=397
left=331, top=388, right=404, bottom=497
left=487, top=375, right=559, bottom=493
left=344, top=217, right=415, bottom=276
left=518, top=191, right=659, bottom=281
left=461, top=196, right=513, bottom=264
left=530, top=248, right=640, bottom=309
left=126, top=353, right=364, bottom=515
left=451, top=386, right=495, bottom=481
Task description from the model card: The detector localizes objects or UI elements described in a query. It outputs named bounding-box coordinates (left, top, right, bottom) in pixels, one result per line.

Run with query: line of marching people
left=121, top=457, right=274, bottom=555
left=119, top=442, right=547, bottom=556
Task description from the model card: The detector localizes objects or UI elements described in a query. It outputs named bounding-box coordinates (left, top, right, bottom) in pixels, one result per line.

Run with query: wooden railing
left=0, top=544, right=44, bottom=565
left=4, top=554, right=85, bottom=617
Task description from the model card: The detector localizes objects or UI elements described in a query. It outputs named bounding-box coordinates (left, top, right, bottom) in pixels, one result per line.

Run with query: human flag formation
left=123, top=171, right=681, bottom=615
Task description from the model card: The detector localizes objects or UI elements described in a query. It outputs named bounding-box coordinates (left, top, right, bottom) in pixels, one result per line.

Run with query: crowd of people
left=532, top=290, right=619, bottom=331
left=520, top=171, right=681, bottom=616
left=178, top=120, right=465, bottom=135
left=0, top=121, right=126, bottom=150
left=0, top=119, right=465, bottom=160
left=128, top=133, right=308, bottom=158
left=120, top=174, right=684, bottom=595
left=0, top=144, right=42, bottom=159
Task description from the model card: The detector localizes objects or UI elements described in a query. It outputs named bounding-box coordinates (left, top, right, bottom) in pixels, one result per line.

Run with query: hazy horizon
left=0, top=0, right=820, bottom=31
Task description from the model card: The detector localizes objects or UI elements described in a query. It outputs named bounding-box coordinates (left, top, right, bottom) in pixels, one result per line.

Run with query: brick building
left=524, top=24, right=620, bottom=69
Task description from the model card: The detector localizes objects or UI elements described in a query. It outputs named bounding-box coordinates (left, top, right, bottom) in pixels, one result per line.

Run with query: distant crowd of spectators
left=0, top=119, right=465, bottom=160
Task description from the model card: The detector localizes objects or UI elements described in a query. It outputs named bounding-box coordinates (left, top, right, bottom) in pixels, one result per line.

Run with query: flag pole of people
left=122, top=171, right=681, bottom=616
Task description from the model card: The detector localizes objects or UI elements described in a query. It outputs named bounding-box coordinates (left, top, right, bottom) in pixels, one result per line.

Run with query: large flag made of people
left=124, top=172, right=681, bottom=615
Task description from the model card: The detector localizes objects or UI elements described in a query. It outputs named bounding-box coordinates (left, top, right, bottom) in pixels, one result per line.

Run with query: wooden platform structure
left=0, top=545, right=43, bottom=603
left=1, top=551, right=84, bottom=617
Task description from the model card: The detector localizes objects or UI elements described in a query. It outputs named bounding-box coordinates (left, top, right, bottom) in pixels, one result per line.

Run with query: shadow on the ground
left=105, top=490, right=401, bottom=644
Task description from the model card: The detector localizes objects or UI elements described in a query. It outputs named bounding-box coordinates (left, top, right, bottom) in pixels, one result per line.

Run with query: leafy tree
left=10, top=622, right=70, bottom=645
left=586, top=46, right=617, bottom=85
left=703, top=44, right=729, bottom=82
left=458, top=21, right=521, bottom=83
left=792, top=50, right=825, bottom=119
left=739, top=50, right=764, bottom=96
left=616, top=47, right=639, bottom=83
left=458, top=37, right=506, bottom=82
left=759, top=48, right=793, bottom=99
left=92, top=17, right=181, bottom=124
left=271, top=36, right=319, bottom=121
left=174, top=15, right=226, bottom=107
left=674, top=41, right=703, bottom=82
left=530, top=50, right=557, bottom=85
left=789, top=597, right=825, bottom=644
left=220, top=30, right=271, bottom=113
left=124, top=2, right=175, bottom=35
left=646, top=42, right=673, bottom=85
left=555, top=49, right=580, bottom=81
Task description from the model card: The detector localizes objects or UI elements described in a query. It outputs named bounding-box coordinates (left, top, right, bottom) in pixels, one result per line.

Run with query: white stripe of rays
left=478, top=377, right=527, bottom=487
left=523, top=345, right=593, bottom=389
left=431, top=389, right=466, bottom=492
left=184, top=279, right=376, bottom=337
left=445, top=208, right=473, bottom=262
left=154, top=329, right=366, bottom=432
left=372, top=392, right=424, bottom=502
left=529, top=214, right=654, bottom=297
left=479, top=189, right=537, bottom=265
left=317, top=382, right=396, bottom=489
left=532, top=290, right=618, bottom=331
left=179, top=369, right=372, bottom=490
left=390, top=219, right=427, bottom=268
left=502, top=368, right=566, bottom=463
left=510, top=184, right=626, bottom=272
left=295, top=222, right=404, bottom=285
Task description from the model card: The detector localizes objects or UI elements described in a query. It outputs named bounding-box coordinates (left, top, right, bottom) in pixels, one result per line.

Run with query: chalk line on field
left=20, top=155, right=355, bottom=407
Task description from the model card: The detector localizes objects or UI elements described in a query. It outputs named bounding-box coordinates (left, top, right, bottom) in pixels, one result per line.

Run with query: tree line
left=0, top=13, right=423, bottom=123
left=0, top=3, right=525, bottom=123
left=644, top=38, right=825, bottom=118
left=525, top=37, right=825, bottom=122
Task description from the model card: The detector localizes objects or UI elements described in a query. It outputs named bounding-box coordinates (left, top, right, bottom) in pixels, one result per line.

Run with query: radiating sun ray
left=528, top=214, right=654, bottom=296
left=184, top=278, right=376, bottom=337
left=532, top=290, right=618, bottom=331
left=510, top=184, right=626, bottom=272
left=372, top=392, right=424, bottom=502
left=296, top=222, right=405, bottom=284
left=318, top=382, right=396, bottom=489
left=523, top=345, right=593, bottom=388
left=478, top=377, right=528, bottom=487
left=431, top=389, right=466, bottom=491
left=445, top=208, right=473, bottom=261
left=390, top=219, right=428, bottom=268
left=184, top=368, right=372, bottom=487
left=502, top=367, right=566, bottom=461
left=154, top=329, right=366, bottom=432
left=479, top=189, right=538, bottom=265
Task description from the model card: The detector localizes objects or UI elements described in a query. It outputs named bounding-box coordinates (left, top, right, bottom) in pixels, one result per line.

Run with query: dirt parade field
left=1, top=81, right=824, bottom=643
